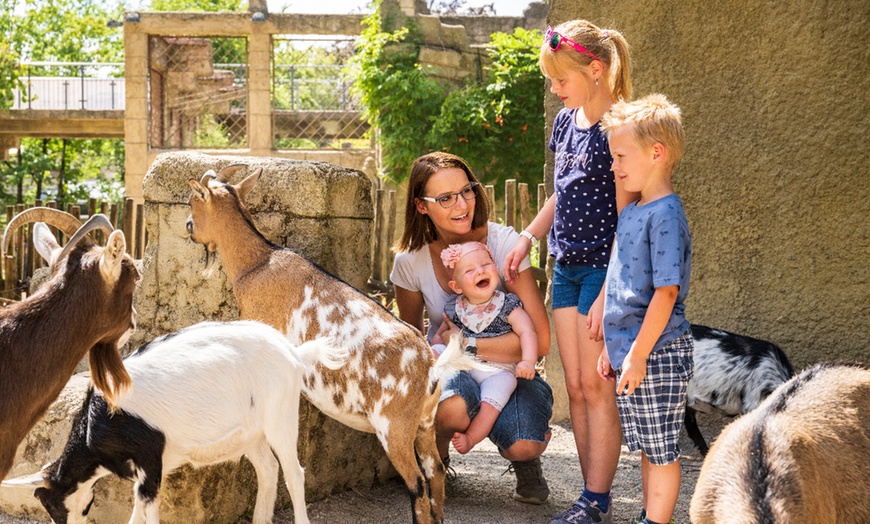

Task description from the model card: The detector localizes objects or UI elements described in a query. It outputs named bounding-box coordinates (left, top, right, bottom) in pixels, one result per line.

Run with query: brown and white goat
left=0, top=208, right=138, bottom=481
left=690, top=361, right=870, bottom=524
left=186, top=164, right=482, bottom=524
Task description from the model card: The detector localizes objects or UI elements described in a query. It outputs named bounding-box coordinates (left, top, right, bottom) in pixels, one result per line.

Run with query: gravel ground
left=0, top=413, right=725, bottom=524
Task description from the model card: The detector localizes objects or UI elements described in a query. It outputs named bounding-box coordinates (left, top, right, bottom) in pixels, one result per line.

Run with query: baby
left=435, top=241, right=538, bottom=454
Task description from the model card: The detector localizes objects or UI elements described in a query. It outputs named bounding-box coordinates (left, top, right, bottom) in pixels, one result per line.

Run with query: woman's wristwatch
left=519, top=230, right=538, bottom=245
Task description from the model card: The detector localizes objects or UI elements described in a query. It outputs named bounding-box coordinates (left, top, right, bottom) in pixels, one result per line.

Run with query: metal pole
left=80, top=65, right=85, bottom=109
left=111, top=80, right=116, bottom=109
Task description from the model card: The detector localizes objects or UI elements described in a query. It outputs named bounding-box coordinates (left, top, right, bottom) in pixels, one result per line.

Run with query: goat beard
left=201, top=246, right=218, bottom=276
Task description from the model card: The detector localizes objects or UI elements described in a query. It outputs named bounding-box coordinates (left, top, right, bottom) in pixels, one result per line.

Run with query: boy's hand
left=586, top=293, right=605, bottom=341
left=503, top=238, right=531, bottom=284
left=516, top=360, right=536, bottom=380
left=616, top=352, right=647, bottom=395
left=597, top=349, right=616, bottom=382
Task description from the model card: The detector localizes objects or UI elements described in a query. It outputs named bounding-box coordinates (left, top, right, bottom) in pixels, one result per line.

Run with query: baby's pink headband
left=440, top=242, right=493, bottom=273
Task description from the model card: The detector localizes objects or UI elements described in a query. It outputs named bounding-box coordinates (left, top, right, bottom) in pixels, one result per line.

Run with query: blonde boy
left=598, top=94, right=694, bottom=524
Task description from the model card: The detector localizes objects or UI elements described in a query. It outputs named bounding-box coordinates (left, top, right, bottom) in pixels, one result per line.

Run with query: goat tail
left=429, top=335, right=496, bottom=386
left=289, top=337, right=350, bottom=371
left=88, top=342, right=132, bottom=413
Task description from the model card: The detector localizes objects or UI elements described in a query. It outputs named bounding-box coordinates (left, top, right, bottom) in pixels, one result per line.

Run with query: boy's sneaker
left=508, top=458, right=549, bottom=504
left=549, top=496, right=612, bottom=524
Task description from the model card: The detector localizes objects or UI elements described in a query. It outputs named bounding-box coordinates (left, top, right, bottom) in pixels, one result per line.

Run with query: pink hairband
left=440, top=242, right=493, bottom=272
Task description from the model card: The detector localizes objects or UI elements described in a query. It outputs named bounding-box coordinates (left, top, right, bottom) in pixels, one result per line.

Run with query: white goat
left=0, top=208, right=138, bottom=481
left=185, top=163, right=488, bottom=524
left=690, top=362, right=870, bottom=524
left=3, top=320, right=349, bottom=524
left=686, top=324, right=795, bottom=455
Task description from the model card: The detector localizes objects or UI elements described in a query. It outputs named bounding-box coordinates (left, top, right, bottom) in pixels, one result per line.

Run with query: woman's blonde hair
left=540, top=19, right=632, bottom=101
left=395, top=152, right=490, bottom=253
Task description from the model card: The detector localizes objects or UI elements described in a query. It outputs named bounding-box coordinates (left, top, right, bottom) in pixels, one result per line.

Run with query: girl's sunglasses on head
left=545, top=26, right=600, bottom=61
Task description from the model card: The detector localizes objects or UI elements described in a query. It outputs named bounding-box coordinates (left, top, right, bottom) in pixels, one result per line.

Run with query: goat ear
left=1, top=470, right=47, bottom=488
left=234, top=168, right=261, bottom=201
left=32, top=222, right=62, bottom=264
left=100, top=230, right=127, bottom=283
left=188, top=178, right=211, bottom=203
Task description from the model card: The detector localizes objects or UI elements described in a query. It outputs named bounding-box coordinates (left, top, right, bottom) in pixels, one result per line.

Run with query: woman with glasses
left=391, top=151, right=554, bottom=506
left=503, top=20, right=636, bottom=524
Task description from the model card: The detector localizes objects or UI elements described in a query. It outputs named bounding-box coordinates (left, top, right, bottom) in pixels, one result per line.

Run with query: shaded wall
left=544, top=0, right=869, bottom=370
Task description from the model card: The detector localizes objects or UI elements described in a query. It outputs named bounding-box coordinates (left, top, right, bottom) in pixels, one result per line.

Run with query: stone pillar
left=123, top=28, right=150, bottom=204
left=247, top=29, right=272, bottom=154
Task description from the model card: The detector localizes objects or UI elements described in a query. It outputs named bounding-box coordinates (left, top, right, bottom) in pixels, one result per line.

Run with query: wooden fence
left=1, top=198, right=145, bottom=302
left=369, top=180, right=549, bottom=304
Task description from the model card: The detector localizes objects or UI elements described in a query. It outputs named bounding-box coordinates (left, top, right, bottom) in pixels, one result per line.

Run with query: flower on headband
left=440, top=242, right=493, bottom=272
left=440, top=244, right=465, bottom=270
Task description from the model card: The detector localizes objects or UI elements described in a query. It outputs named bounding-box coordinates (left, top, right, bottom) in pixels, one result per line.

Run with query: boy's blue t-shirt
left=548, top=108, right=617, bottom=268
left=603, top=194, right=692, bottom=369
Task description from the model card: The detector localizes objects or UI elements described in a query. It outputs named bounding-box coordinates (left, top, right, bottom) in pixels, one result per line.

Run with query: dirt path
left=0, top=414, right=724, bottom=523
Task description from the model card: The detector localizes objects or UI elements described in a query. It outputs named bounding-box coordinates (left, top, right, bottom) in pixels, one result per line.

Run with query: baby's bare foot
left=451, top=432, right=474, bottom=454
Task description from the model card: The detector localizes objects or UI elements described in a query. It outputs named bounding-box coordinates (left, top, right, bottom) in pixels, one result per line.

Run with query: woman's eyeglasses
left=421, top=183, right=479, bottom=209
left=545, top=26, right=599, bottom=61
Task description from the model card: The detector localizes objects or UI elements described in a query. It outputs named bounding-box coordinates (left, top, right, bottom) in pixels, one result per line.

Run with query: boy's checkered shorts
left=616, top=331, right=694, bottom=465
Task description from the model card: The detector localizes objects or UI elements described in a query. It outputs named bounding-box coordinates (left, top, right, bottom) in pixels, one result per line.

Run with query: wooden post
left=505, top=179, right=516, bottom=229
left=4, top=206, right=14, bottom=296
left=485, top=185, right=495, bottom=222
left=15, top=204, right=24, bottom=288
left=123, top=198, right=135, bottom=255
left=135, top=204, right=145, bottom=259
left=371, top=189, right=385, bottom=284
left=384, top=189, right=397, bottom=289
left=89, top=198, right=102, bottom=245
left=519, top=183, right=530, bottom=230
left=110, top=203, right=120, bottom=229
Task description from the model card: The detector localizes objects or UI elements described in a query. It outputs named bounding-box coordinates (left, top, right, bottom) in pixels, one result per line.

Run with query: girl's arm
left=507, top=306, right=539, bottom=379
left=616, top=284, right=679, bottom=395
left=504, top=194, right=556, bottom=283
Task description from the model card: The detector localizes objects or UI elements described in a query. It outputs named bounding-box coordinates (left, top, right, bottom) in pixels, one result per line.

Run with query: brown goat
left=186, top=164, right=481, bottom=524
left=0, top=208, right=138, bottom=481
left=690, top=362, right=870, bottom=524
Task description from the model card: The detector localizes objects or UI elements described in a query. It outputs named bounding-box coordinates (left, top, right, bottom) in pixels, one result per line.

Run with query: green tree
left=1, top=0, right=129, bottom=210
left=346, top=0, right=446, bottom=182
left=426, top=28, right=544, bottom=191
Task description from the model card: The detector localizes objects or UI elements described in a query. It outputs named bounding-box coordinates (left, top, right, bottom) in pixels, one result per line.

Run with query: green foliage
left=346, top=0, right=446, bottom=182
left=349, top=6, right=544, bottom=187
left=426, top=28, right=544, bottom=190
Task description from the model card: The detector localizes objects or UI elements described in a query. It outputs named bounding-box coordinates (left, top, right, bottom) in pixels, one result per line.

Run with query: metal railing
left=12, top=62, right=126, bottom=111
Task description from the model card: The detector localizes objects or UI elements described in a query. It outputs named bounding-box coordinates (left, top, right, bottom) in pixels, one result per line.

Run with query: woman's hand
left=503, top=237, right=532, bottom=284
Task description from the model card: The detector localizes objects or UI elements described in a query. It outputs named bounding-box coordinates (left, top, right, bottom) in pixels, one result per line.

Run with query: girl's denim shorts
left=440, top=371, right=553, bottom=452
left=551, top=262, right=607, bottom=315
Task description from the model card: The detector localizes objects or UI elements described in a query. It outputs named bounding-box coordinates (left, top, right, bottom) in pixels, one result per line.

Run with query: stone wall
left=0, top=153, right=395, bottom=523
left=543, top=0, right=869, bottom=401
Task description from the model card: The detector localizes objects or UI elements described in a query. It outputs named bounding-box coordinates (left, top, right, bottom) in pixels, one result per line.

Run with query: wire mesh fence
left=271, top=36, right=369, bottom=150
left=148, top=35, right=248, bottom=149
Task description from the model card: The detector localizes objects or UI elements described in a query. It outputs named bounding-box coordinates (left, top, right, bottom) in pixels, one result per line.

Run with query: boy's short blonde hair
left=602, top=94, right=685, bottom=168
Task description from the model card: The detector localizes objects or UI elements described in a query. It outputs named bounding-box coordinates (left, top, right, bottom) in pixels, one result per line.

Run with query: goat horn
left=2, top=207, right=83, bottom=260
left=56, top=214, right=118, bottom=264
left=216, top=163, right=248, bottom=183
